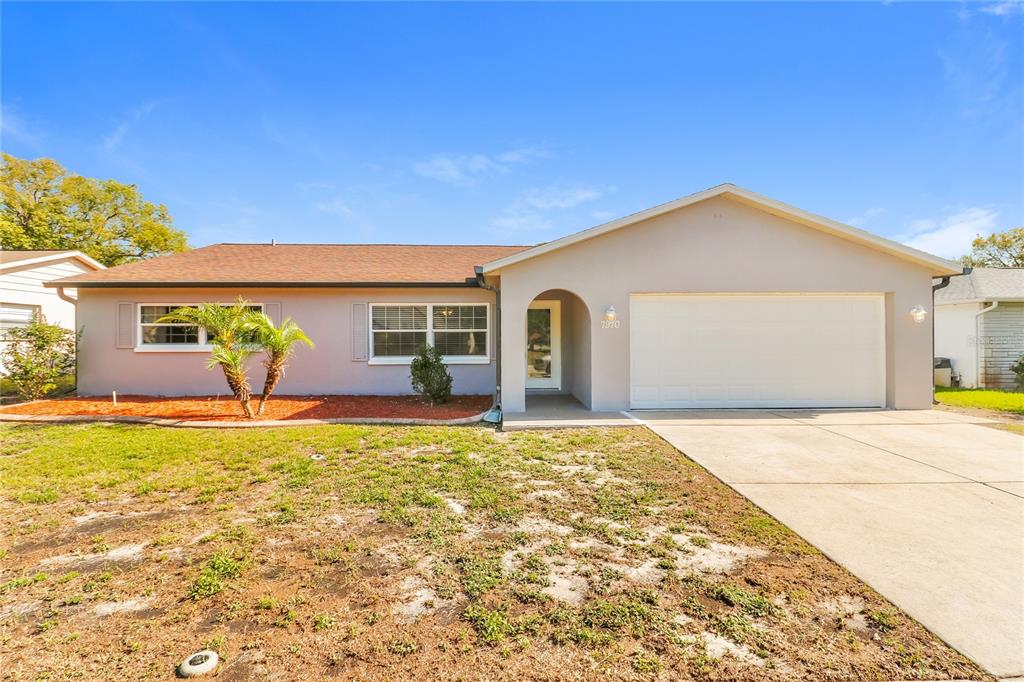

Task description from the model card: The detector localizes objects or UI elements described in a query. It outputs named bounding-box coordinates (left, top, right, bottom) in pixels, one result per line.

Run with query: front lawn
left=935, top=386, right=1024, bottom=415
left=0, top=424, right=982, bottom=680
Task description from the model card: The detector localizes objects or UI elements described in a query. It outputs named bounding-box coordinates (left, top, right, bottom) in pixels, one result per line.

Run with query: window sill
left=368, top=356, right=491, bottom=366
left=133, top=346, right=212, bottom=353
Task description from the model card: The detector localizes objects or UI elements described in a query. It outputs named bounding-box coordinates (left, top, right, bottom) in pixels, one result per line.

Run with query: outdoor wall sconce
left=604, top=305, right=617, bottom=322
left=909, top=305, right=928, bottom=323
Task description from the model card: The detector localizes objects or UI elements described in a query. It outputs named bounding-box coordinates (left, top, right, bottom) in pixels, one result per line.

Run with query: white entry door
left=526, top=300, right=561, bottom=390
left=629, top=294, right=885, bottom=409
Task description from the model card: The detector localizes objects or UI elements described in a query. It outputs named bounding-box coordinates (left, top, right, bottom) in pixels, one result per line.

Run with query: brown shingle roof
left=47, top=243, right=531, bottom=287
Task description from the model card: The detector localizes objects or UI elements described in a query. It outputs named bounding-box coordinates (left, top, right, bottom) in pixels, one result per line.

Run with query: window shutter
left=116, top=302, right=134, bottom=348
left=352, top=303, right=368, bottom=361
left=264, top=302, right=282, bottom=325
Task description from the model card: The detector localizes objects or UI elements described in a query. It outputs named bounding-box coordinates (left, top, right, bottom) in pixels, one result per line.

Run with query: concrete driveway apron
left=635, top=409, right=1024, bottom=678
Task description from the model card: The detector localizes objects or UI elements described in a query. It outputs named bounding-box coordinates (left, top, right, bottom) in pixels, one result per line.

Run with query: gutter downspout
left=975, top=301, right=999, bottom=389
left=931, top=269, right=967, bottom=401
left=475, top=267, right=501, bottom=423
left=55, top=287, right=79, bottom=393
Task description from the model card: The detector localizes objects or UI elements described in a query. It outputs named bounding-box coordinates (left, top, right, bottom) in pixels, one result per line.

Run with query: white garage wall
left=935, top=302, right=981, bottom=388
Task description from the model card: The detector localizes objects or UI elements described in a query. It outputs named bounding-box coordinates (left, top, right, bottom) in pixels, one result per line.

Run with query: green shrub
left=409, top=344, right=452, bottom=405
left=1, top=312, right=78, bottom=400
left=1012, top=354, right=1024, bottom=390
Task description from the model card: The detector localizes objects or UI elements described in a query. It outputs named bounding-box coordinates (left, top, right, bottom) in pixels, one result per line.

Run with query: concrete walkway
left=502, top=394, right=636, bottom=430
left=636, top=409, right=1024, bottom=679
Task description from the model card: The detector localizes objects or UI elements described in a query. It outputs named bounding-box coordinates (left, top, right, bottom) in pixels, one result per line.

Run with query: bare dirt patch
left=0, top=423, right=988, bottom=680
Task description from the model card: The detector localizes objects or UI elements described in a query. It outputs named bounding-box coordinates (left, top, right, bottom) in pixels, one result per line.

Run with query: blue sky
left=2, top=1, right=1021, bottom=259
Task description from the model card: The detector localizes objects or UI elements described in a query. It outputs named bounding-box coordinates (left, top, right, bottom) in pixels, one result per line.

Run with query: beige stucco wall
left=76, top=287, right=496, bottom=396
left=497, top=195, right=938, bottom=412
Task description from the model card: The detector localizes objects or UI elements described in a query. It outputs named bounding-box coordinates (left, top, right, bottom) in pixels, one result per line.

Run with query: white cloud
left=846, top=207, right=887, bottom=227
left=102, top=100, right=162, bottom=152
left=979, top=0, right=1024, bottom=16
left=412, top=148, right=547, bottom=185
left=519, top=185, right=604, bottom=211
left=490, top=184, right=606, bottom=235
left=899, top=207, right=1000, bottom=259
left=495, top=148, right=549, bottom=164
left=313, top=198, right=355, bottom=218
left=1, top=105, right=42, bottom=145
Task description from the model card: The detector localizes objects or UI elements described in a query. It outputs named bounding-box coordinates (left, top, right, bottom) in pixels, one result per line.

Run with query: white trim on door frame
left=526, top=299, right=561, bottom=390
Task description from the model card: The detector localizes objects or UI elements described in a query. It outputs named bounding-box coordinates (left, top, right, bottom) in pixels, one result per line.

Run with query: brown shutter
left=116, top=302, right=135, bottom=348
left=264, top=302, right=282, bottom=325
left=352, top=303, right=368, bottom=361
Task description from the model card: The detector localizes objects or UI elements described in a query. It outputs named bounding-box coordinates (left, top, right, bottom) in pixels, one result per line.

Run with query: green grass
left=934, top=387, right=1024, bottom=415
left=0, top=422, right=987, bottom=680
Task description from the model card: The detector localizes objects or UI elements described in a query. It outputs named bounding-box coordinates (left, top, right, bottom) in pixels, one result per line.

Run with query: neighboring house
left=934, top=268, right=1024, bottom=389
left=1, top=250, right=105, bottom=370
left=49, top=184, right=962, bottom=411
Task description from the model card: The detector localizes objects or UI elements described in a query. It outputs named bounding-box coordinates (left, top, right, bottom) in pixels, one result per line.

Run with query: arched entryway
left=525, top=289, right=592, bottom=409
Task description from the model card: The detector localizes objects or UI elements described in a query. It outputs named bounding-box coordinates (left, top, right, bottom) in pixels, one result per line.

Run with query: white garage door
left=630, top=294, right=885, bottom=409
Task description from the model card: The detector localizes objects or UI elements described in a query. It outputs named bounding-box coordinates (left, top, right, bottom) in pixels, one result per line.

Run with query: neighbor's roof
left=481, top=183, right=963, bottom=276
left=1, top=249, right=105, bottom=271
left=46, top=243, right=530, bottom=288
left=935, top=268, right=1024, bottom=304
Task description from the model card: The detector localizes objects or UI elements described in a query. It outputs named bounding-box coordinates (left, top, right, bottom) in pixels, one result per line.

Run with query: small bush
left=1, top=312, right=78, bottom=400
left=409, top=344, right=452, bottom=405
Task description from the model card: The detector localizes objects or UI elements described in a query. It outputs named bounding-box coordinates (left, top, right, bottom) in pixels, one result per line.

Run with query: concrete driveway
left=635, top=409, right=1024, bottom=679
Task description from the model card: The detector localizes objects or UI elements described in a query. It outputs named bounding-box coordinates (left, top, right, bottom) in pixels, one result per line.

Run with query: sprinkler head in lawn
left=177, top=650, right=218, bottom=677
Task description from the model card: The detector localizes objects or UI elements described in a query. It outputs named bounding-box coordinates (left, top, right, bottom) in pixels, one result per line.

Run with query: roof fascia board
left=44, top=280, right=481, bottom=289
left=481, top=184, right=962, bottom=276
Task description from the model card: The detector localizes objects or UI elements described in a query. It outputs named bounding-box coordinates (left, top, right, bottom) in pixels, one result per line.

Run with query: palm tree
left=248, top=314, right=314, bottom=415
left=158, top=298, right=259, bottom=418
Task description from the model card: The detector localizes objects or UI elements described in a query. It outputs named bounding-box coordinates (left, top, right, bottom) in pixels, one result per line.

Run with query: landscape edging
left=0, top=410, right=488, bottom=428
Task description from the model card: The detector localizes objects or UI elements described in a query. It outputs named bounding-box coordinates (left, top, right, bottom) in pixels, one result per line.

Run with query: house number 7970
left=601, top=319, right=621, bottom=329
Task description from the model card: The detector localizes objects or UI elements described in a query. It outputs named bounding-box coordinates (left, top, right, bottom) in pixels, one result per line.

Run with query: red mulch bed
left=0, top=394, right=492, bottom=422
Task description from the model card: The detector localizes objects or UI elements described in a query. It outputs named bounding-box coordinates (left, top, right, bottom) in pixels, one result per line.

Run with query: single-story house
left=934, top=267, right=1024, bottom=389
left=1, top=250, right=105, bottom=370
left=47, top=184, right=962, bottom=412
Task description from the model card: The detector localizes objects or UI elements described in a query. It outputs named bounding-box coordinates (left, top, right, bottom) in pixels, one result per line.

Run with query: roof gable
left=0, top=250, right=105, bottom=272
left=481, top=184, right=962, bottom=276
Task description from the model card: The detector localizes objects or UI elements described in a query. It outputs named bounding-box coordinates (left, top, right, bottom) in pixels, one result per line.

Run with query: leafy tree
left=159, top=299, right=258, bottom=418
left=1, top=311, right=78, bottom=400
left=248, top=314, right=314, bottom=415
left=0, top=153, right=188, bottom=266
left=410, top=344, right=452, bottom=405
left=960, top=228, right=1024, bottom=268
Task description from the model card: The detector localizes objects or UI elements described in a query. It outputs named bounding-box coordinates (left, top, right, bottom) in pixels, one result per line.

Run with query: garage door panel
left=630, top=295, right=885, bottom=409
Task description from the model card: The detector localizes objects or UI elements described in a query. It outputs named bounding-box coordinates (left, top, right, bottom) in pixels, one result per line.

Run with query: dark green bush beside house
left=410, top=344, right=452, bottom=405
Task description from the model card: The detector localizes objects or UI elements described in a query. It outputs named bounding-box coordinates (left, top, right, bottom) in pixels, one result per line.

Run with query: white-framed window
left=369, top=303, right=489, bottom=365
left=136, top=303, right=263, bottom=352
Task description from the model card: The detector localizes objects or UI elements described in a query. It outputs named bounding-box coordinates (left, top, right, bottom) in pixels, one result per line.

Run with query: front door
left=526, top=300, right=561, bottom=389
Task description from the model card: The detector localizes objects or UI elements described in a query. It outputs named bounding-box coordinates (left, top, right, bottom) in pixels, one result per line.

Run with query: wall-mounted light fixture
left=604, top=305, right=617, bottom=322
left=909, top=305, right=927, bottom=323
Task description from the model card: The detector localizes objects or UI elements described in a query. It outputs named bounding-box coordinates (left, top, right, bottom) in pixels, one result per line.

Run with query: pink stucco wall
left=75, top=287, right=496, bottom=396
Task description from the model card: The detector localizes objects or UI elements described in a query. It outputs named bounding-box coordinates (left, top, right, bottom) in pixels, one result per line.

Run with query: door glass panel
left=527, top=308, right=552, bottom=379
